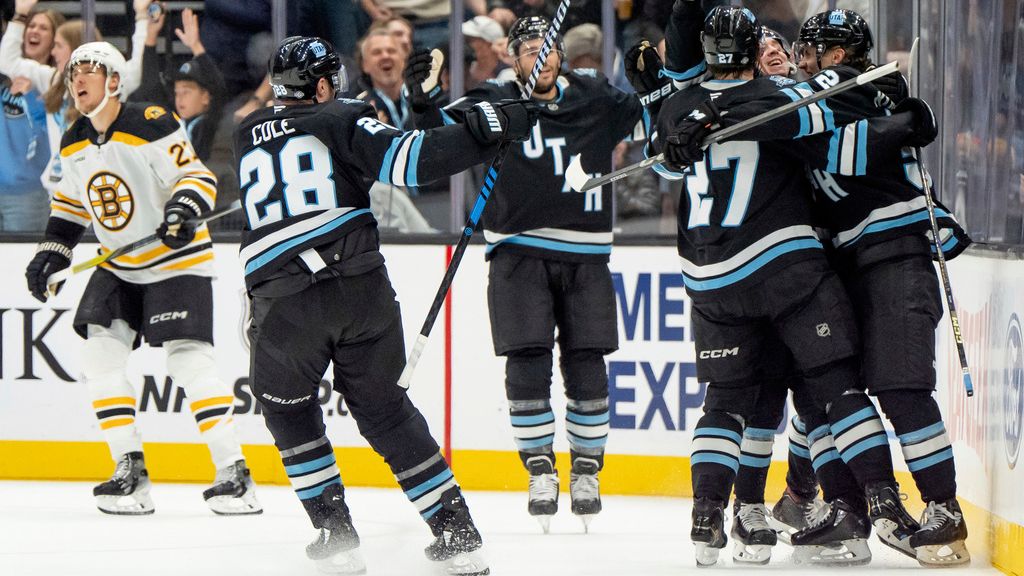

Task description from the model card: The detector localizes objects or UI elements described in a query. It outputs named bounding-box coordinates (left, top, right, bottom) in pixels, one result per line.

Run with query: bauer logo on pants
left=86, top=171, right=134, bottom=230
left=1004, top=313, right=1023, bottom=469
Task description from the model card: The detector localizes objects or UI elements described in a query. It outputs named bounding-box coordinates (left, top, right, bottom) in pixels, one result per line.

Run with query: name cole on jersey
left=51, top=103, right=217, bottom=284
left=439, top=69, right=645, bottom=263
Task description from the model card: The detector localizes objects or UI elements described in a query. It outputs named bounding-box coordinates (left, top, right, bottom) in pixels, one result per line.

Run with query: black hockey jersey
left=433, top=69, right=645, bottom=263
left=650, top=77, right=915, bottom=294
left=712, top=65, right=971, bottom=259
left=234, top=98, right=498, bottom=292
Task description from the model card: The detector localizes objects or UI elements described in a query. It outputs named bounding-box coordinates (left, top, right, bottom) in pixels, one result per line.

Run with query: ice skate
left=910, top=498, right=970, bottom=567
left=791, top=497, right=872, bottom=566
left=569, top=457, right=601, bottom=533
left=691, top=497, right=727, bottom=567
left=731, top=501, right=777, bottom=564
left=93, top=451, right=154, bottom=515
left=865, top=482, right=919, bottom=559
left=768, top=487, right=828, bottom=545
left=425, top=487, right=489, bottom=575
left=203, top=459, right=263, bottom=515
left=525, top=455, right=559, bottom=533
left=306, top=484, right=365, bottom=575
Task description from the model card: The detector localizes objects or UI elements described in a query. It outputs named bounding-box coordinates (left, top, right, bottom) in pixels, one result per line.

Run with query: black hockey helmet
left=269, top=36, right=346, bottom=100
left=701, top=6, right=759, bottom=69
left=813, top=9, right=873, bottom=59
left=507, top=15, right=564, bottom=58
left=759, top=26, right=791, bottom=59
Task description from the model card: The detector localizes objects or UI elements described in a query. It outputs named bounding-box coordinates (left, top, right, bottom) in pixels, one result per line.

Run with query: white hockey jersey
left=51, top=103, right=217, bottom=284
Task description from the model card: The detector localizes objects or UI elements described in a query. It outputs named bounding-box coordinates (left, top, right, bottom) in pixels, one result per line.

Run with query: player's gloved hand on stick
left=870, top=69, right=908, bottom=107
left=895, top=97, right=937, bottom=147
left=464, top=100, right=541, bottom=145
left=25, top=242, right=72, bottom=302
left=625, top=40, right=673, bottom=107
left=157, top=198, right=201, bottom=249
left=404, top=48, right=444, bottom=114
left=663, top=99, right=722, bottom=169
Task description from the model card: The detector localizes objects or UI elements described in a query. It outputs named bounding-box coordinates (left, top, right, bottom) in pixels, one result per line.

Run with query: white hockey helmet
left=66, top=42, right=128, bottom=118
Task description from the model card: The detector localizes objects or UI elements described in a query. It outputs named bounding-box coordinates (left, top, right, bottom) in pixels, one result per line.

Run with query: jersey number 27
left=240, top=135, right=338, bottom=229
left=684, top=141, right=759, bottom=229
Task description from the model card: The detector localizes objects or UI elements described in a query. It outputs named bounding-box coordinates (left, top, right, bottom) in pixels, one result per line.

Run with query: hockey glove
left=869, top=69, right=908, bottom=108
left=625, top=41, right=673, bottom=109
left=404, top=49, right=444, bottom=114
left=157, top=198, right=202, bottom=250
left=464, top=100, right=540, bottom=145
left=895, top=97, right=937, bottom=147
left=25, top=241, right=72, bottom=302
left=663, top=99, right=722, bottom=169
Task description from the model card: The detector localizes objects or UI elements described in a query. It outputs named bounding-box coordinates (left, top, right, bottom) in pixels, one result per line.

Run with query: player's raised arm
left=664, top=0, right=710, bottom=88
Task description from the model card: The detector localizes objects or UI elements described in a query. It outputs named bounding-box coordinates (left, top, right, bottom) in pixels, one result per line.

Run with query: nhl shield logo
left=87, top=171, right=134, bottom=230
left=816, top=323, right=831, bottom=337
left=1005, top=314, right=1023, bottom=469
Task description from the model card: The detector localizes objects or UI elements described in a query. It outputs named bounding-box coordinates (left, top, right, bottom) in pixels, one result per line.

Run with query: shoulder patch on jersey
left=144, top=105, right=167, bottom=120
left=571, top=68, right=598, bottom=78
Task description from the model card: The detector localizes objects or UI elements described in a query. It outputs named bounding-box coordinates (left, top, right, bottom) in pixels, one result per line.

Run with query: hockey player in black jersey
left=411, top=15, right=646, bottom=533
left=235, top=36, right=538, bottom=575
left=644, top=5, right=931, bottom=566
left=662, top=7, right=971, bottom=568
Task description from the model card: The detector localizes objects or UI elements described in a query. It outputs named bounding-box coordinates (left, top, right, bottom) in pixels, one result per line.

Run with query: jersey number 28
left=684, top=141, right=759, bottom=228
left=240, top=135, right=338, bottom=229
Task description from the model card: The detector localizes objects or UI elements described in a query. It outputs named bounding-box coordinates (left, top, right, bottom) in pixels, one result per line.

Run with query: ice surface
left=0, top=481, right=1000, bottom=576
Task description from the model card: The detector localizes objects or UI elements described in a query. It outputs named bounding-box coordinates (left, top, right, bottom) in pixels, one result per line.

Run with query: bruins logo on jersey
left=87, top=171, right=134, bottom=230
left=144, top=105, right=167, bottom=120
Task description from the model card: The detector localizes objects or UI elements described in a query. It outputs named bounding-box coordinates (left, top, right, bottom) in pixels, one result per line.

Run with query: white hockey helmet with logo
left=66, top=41, right=128, bottom=118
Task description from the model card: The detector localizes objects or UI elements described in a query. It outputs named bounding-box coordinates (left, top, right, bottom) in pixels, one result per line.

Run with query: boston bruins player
left=23, top=42, right=260, bottom=516
left=235, top=36, right=536, bottom=575
left=413, top=16, right=647, bottom=533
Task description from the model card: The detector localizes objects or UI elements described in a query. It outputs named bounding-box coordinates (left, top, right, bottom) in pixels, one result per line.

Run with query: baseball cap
left=462, top=16, right=504, bottom=43
left=168, top=57, right=222, bottom=95
left=563, top=24, right=602, bottom=63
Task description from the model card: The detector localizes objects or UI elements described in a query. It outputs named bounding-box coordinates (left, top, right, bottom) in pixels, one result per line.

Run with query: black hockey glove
left=464, top=100, right=541, bottom=145
left=25, top=241, right=72, bottom=302
left=157, top=197, right=202, bottom=250
left=869, top=69, right=908, bottom=108
left=625, top=41, right=673, bottom=108
left=663, top=99, right=722, bottom=169
left=404, top=48, right=444, bottom=114
left=895, top=97, right=937, bottom=147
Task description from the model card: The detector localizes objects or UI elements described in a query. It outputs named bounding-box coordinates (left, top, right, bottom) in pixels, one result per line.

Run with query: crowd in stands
left=0, top=0, right=732, bottom=235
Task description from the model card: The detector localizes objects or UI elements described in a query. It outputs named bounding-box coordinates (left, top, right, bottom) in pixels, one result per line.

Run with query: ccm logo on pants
left=698, top=347, right=739, bottom=359
left=150, top=311, right=189, bottom=324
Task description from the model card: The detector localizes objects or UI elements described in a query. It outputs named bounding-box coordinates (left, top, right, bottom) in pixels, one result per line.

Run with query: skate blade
left=765, top=515, right=797, bottom=546
left=533, top=514, right=553, bottom=534
left=314, top=548, right=366, bottom=574
left=206, top=492, right=264, bottom=515
left=440, top=551, right=490, bottom=576
left=792, top=539, right=871, bottom=566
left=872, top=518, right=916, bottom=559
left=915, top=541, right=971, bottom=567
left=577, top=513, right=597, bottom=534
left=694, top=542, right=722, bottom=567
left=732, top=541, right=772, bottom=565
left=96, top=492, right=155, bottom=515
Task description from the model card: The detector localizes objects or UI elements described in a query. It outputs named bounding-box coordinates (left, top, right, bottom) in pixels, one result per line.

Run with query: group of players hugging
left=22, top=0, right=970, bottom=573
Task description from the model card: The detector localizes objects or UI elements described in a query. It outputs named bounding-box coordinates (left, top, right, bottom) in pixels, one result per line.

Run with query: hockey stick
left=907, top=37, right=973, bottom=396
left=566, top=60, right=900, bottom=192
left=45, top=199, right=242, bottom=292
left=397, top=0, right=571, bottom=389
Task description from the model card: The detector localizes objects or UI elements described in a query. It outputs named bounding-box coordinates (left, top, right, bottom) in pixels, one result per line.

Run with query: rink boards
left=0, top=242, right=1021, bottom=574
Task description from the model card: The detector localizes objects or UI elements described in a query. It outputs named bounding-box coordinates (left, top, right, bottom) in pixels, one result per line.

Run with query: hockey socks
left=733, top=426, right=775, bottom=504
left=803, top=410, right=863, bottom=504
left=785, top=416, right=819, bottom=499
left=509, top=399, right=556, bottom=467
left=565, top=398, right=609, bottom=467
left=279, top=435, right=344, bottom=525
left=826, top=392, right=895, bottom=488
left=876, top=390, right=957, bottom=503
left=691, top=412, right=743, bottom=503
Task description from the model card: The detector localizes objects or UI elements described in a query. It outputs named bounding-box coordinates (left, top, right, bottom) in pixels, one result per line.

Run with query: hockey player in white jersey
left=24, top=42, right=260, bottom=516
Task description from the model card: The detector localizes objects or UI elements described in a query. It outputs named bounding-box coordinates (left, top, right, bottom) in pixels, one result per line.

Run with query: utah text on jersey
left=51, top=103, right=217, bottom=284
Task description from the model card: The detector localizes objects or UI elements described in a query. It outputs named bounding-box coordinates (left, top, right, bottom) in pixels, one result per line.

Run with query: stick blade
left=565, top=154, right=590, bottom=193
